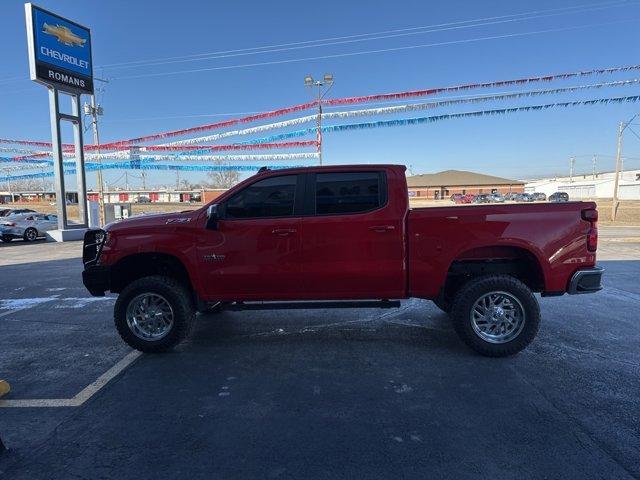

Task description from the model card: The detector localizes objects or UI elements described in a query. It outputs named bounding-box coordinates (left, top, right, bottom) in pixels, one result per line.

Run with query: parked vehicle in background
left=82, top=164, right=603, bottom=358
left=0, top=208, right=36, bottom=217
left=450, top=193, right=464, bottom=202
left=549, top=192, right=570, bottom=202
left=453, top=193, right=475, bottom=204
left=0, top=213, right=58, bottom=242
left=136, top=196, right=151, bottom=203
left=472, top=194, right=492, bottom=203
left=504, top=193, right=519, bottom=201
left=514, top=193, right=534, bottom=202
left=490, top=193, right=505, bottom=203
left=531, top=192, right=547, bottom=201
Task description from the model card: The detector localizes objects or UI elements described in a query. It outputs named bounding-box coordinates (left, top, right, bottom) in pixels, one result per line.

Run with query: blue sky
left=1, top=0, right=640, bottom=189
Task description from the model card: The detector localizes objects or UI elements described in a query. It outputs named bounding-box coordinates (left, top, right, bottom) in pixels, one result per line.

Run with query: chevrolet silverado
left=82, top=165, right=603, bottom=357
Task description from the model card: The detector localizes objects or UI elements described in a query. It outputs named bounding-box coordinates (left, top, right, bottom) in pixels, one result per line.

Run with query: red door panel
left=300, top=170, right=407, bottom=299
left=301, top=213, right=404, bottom=299
left=197, top=217, right=302, bottom=300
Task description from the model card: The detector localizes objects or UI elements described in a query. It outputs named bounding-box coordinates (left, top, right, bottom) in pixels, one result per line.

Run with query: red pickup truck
left=82, top=164, right=603, bottom=357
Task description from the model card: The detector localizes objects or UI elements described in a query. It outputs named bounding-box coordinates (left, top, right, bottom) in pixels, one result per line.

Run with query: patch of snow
left=0, top=297, right=57, bottom=310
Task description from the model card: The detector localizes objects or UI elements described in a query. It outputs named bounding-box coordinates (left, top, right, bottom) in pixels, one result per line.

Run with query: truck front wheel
left=450, top=274, right=540, bottom=357
left=114, top=275, right=195, bottom=353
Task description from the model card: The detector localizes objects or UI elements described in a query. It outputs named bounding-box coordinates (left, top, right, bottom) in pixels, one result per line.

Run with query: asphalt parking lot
left=0, top=237, right=639, bottom=479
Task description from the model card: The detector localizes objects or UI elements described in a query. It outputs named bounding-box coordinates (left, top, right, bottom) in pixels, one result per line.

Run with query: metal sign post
left=48, top=88, right=88, bottom=229
left=25, top=3, right=94, bottom=240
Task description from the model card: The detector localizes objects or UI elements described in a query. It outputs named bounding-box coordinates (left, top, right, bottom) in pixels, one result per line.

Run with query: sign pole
left=48, top=87, right=68, bottom=230
left=71, top=93, right=89, bottom=227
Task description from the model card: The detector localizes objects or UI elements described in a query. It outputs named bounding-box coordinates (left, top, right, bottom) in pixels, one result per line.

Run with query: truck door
left=197, top=174, right=305, bottom=301
left=300, top=170, right=406, bottom=299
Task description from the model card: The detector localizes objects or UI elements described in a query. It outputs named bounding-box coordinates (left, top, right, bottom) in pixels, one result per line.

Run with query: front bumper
left=82, top=229, right=109, bottom=296
left=82, top=265, right=111, bottom=297
left=568, top=266, right=604, bottom=294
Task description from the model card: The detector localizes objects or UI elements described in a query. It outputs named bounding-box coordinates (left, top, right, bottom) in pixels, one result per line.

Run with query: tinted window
left=315, top=172, right=382, bottom=215
left=226, top=175, right=297, bottom=219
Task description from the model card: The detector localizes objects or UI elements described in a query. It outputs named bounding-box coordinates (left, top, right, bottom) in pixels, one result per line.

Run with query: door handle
left=272, top=228, right=297, bottom=236
left=369, top=225, right=395, bottom=233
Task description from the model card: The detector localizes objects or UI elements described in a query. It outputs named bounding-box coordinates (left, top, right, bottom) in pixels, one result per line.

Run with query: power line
left=99, top=0, right=634, bottom=70
left=113, top=19, right=639, bottom=81
left=99, top=1, right=635, bottom=71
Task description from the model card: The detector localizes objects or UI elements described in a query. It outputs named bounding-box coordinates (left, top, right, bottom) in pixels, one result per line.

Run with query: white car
left=0, top=213, right=58, bottom=242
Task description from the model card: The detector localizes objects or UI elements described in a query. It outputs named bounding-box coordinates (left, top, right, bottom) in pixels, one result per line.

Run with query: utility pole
left=612, top=121, right=624, bottom=222
left=569, top=156, right=575, bottom=182
left=85, top=91, right=106, bottom=226
left=592, top=155, right=597, bottom=180
left=304, top=74, right=334, bottom=166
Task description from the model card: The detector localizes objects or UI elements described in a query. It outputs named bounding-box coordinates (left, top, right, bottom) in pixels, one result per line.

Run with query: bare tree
left=205, top=160, right=240, bottom=189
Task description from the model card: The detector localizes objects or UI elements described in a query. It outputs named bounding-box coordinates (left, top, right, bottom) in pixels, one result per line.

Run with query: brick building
left=407, top=170, right=525, bottom=200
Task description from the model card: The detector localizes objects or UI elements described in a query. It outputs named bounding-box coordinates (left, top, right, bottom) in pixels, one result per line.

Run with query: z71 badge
left=165, top=217, right=192, bottom=224
left=203, top=254, right=225, bottom=262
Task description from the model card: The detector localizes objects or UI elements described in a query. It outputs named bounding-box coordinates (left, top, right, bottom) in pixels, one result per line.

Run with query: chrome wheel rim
left=126, top=293, right=174, bottom=340
left=470, top=291, right=525, bottom=344
left=26, top=229, right=37, bottom=240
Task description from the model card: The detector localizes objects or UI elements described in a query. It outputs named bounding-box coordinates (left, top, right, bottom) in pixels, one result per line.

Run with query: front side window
left=315, top=172, right=382, bottom=215
left=225, top=175, right=298, bottom=219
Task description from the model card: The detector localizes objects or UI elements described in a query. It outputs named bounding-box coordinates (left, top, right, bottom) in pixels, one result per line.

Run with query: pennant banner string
left=96, top=63, right=640, bottom=145
left=3, top=64, right=639, bottom=148
left=244, top=95, right=640, bottom=144
left=157, top=79, right=640, bottom=147
left=0, top=163, right=304, bottom=182
left=13, top=140, right=319, bottom=161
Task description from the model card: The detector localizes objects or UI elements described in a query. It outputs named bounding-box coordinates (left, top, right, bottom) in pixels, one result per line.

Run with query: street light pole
left=317, top=85, right=323, bottom=166
left=305, top=74, right=334, bottom=167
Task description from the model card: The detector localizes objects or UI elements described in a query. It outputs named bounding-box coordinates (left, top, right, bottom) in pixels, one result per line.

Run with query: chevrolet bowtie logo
left=42, top=23, right=86, bottom=47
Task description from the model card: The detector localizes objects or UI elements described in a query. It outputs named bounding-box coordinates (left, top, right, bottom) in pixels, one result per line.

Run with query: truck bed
left=407, top=201, right=596, bottom=298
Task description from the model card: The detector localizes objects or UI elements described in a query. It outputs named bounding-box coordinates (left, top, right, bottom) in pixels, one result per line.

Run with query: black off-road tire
left=114, top=275, right=195, bottom=353
left=450, top=274, right=540, bottom=357
left=0, top=235, right=12, bottom=243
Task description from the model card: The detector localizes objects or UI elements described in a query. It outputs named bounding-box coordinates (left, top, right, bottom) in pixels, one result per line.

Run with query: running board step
left=227, top=300, right=401, bottom=311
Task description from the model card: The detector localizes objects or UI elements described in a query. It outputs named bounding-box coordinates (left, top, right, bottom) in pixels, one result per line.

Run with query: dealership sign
left=25, top=3, right=93, bottom=94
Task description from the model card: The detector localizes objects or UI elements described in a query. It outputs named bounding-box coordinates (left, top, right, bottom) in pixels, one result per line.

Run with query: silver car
left=0, top=213, right=58, bottom=242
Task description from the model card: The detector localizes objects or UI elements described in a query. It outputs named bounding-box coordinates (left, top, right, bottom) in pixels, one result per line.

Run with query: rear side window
left=315, top=172, right=383, bottom=215
left=226, top=175, right=298, bottom=219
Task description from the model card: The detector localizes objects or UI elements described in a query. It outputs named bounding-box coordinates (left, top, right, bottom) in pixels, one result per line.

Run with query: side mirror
left=206, top=204, right=219, bottom=230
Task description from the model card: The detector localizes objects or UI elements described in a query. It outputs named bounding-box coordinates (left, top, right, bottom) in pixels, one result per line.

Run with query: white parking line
left=0, top=350, right=142, bottom=408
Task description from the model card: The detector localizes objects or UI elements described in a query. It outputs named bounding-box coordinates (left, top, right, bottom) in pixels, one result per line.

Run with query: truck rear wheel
left=114, top=275, right=195, bottom=353
left=450, top=274, right=540, bottom=357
